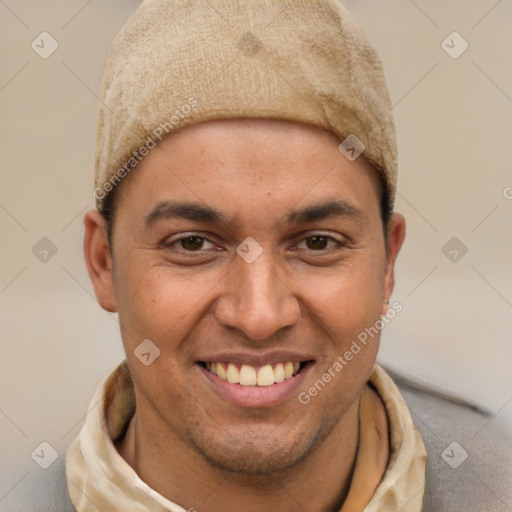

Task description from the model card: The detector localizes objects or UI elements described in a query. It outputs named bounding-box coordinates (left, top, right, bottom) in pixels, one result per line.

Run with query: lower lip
left=199, top=363, right=314, bottom=408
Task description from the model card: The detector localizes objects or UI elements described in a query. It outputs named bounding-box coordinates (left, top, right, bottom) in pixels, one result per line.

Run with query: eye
left=296, top=234, right=343, bottom=251
left=166, top=234, right=217, bottom=252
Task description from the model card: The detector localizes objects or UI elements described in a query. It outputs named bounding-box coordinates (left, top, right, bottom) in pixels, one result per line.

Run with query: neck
left=116, top=394, right=363, bottom=512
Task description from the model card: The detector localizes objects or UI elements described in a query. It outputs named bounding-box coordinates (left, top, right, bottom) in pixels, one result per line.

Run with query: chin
left=188, top=424, right=322, bottom=475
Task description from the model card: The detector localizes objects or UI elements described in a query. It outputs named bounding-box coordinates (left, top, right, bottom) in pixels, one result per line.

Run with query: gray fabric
left=1, top=454, right=74, bottom=512
left=3, top=380, right=510, bottom=511
left=394, top=375, right=512, bottom=512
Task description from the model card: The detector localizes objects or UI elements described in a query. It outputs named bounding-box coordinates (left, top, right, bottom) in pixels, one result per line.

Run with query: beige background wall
left=1, top=0, right=511, bottom=497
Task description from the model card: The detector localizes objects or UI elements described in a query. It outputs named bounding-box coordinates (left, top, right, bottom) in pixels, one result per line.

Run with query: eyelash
left=164, top=232, right=345, bottom=254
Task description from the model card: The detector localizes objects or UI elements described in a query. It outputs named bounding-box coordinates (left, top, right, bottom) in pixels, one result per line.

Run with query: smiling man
left=66, top=1, right=429, bottom=511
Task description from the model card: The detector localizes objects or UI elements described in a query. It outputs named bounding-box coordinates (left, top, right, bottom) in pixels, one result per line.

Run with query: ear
left=382, top=212, right=406, bottom=314
left=83, top=209, right=117, bottom=312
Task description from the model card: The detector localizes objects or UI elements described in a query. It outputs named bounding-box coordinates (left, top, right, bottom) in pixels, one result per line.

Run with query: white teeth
left=256, top=365, right=275, bottom=386
left=274, top=363, right=285, bottom=383
left=216, top=362, right=227, bottom=380
left=284, top=362, right=294, bottom=379
left=239, top=364, right=257, bottom=385
left=206, top=361, right=303, bottom=386
left=226, top=363, right=240, bottom=384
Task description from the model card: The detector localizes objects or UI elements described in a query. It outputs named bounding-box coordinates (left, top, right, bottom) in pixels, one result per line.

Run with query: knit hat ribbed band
left=93, top=0, right=397, bottom=210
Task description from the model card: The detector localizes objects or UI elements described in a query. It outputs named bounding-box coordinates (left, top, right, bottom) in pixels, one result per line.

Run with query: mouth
left=197, top=358, right=315, bottom=408
left=199, top=360, right=310, bottom=386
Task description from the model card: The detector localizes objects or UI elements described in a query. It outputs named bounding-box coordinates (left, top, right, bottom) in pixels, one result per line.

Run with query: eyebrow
left=144, top=199, right=364, bottom=229
left=145, top=200, right=229, bottom=227
left=284, top=199, right=363, bottom=225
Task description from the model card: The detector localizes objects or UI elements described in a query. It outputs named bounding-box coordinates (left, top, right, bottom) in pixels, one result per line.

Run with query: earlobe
left=83, top=209, right=117, bottom=312
left=382, top=213, right=406, bottom=314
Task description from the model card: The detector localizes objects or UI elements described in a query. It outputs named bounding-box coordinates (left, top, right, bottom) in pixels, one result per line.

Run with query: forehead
left=113, top=119, right=382, bottom=222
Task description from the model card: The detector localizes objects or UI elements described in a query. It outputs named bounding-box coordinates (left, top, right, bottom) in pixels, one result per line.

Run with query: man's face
left=92, top=119, right=402, bottom=475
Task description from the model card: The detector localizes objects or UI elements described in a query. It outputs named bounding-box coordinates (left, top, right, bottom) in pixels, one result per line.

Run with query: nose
left=213, top=252, right=301, bottom=340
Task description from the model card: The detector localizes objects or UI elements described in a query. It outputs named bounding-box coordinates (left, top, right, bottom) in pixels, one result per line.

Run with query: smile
left=204, top=361, right=302, bottom=386
left=198, top=354, right=315, bottom=408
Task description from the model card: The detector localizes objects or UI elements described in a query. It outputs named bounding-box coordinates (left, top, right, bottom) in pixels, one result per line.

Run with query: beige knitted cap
left=94, top=0, right=397, bottom=210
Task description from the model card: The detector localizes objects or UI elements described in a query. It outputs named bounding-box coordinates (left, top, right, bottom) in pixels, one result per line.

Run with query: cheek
left=114, top=260, right=223, bottom=347
left=298, top=256, right=385, bottom=326
left=295, top=256, right=385, bottom=380
left=300, top=275, right=383, bottom=414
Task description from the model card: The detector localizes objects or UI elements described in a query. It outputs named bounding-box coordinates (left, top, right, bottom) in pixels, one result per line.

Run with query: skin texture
left=84, top=118, right=405, bottom=512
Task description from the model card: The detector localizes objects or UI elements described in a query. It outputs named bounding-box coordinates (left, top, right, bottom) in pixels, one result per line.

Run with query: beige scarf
left=66, top=362, right=427, bottom=511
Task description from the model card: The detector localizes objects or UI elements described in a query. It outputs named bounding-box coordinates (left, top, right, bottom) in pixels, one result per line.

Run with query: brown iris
left=306, top=236, right=329, bottom=250
left=180, top=236, right=205, bottom=251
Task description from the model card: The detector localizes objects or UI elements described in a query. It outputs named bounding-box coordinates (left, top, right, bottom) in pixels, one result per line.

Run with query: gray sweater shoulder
left=394, top=375, right=512, bottom=512
left=1, top=454, right=74, bottom=512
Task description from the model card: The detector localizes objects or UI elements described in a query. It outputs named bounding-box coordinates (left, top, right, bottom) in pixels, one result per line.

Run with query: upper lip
left=197, top=351, right=316, bottom=366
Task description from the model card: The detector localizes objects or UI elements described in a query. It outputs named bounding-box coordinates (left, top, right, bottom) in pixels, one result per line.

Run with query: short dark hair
left=99, top=188, right=116, bottom=251
left=99, top=172, right=393, bottom=253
